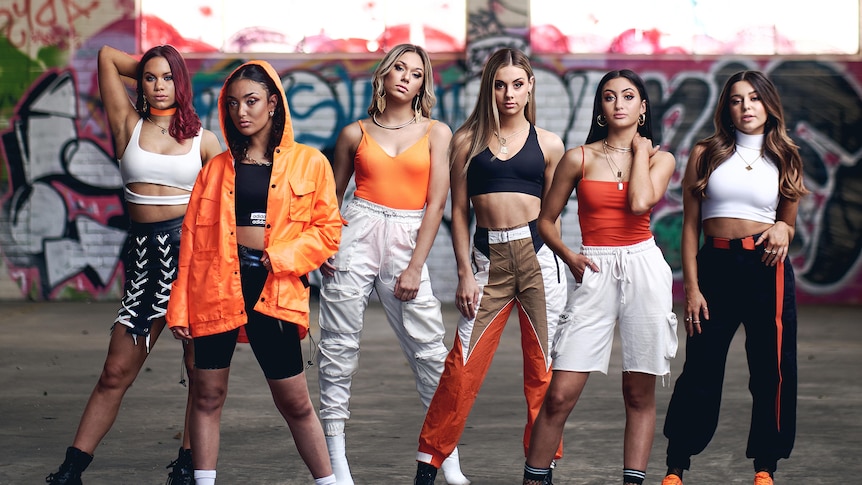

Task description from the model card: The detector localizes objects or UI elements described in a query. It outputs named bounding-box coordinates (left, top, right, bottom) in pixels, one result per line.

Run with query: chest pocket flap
left=288, top=178, right=316, bottom=222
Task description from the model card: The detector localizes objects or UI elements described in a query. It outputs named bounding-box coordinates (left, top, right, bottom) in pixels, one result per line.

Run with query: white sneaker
left=325, top=433, right=354, bottom=485
left=441, top=447, right=470, bottom=485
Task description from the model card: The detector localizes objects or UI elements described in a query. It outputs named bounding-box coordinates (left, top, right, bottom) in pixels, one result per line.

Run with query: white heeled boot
left=441, top=446, right=470, bottom=485
left=324, top=433, right=354, bottom=485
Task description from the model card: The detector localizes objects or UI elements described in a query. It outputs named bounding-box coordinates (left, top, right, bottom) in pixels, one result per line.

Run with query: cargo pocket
left=318, top=283, right=365, bottom=335
left=402, top=296, right=445, bottom=344
left=665, top=312, right=679, bottom=359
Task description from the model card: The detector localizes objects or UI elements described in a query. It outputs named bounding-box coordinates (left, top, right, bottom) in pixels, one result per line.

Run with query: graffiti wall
left=1, top=0, right=861, bottom=303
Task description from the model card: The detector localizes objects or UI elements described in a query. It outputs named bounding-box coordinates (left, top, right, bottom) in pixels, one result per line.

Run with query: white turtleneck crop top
left=701, top=132, right=779, bottom=224
left=119, top=118, right=202, bottom=205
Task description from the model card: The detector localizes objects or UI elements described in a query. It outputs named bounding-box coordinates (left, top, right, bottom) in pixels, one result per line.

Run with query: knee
left=96, top=359, right=135, bottom=392
left=543, top=387, right=577, bottom=417
left=623, top=381, right=656, bottom=412
left=193, top=383, right=227, bottom=414
left=317, top=337, right=361, bottom=378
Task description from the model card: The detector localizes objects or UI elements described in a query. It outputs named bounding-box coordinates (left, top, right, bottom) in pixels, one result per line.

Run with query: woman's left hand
left=261, top=252, right=272, bottom=272
left=394, top=266, right=421, bottom=301
left=756, top=221, right=792, bottom=266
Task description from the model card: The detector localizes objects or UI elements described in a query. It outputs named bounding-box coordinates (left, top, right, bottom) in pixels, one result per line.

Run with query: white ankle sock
left=194, top=469, right=216, bottom=485
left=441, top=447, right=470, bottom=485
left=315, top=474, right=337, bottom=485
left=324, top=432, right=354, bottom=485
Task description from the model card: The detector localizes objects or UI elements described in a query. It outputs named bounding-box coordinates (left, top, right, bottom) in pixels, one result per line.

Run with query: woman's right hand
left=319, top=257, right=336, bottom=278
left=455, top=274, right=480, bottom=319
left=568, top=253, right=600, bottom=283
left=170, top=326, right=192, bottom=342
left=683, top=289, right=709, bottom=336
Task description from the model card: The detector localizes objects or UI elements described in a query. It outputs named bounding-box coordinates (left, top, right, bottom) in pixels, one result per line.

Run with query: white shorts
left=551, top=237, right=677, bottom=376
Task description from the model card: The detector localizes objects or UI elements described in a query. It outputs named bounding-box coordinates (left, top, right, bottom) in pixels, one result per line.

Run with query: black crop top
left=466, top=125, right=544, bottom=198
left=235, top=161, right=272, bottom=227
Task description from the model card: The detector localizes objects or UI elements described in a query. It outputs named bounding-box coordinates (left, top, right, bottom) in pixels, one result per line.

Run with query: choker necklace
left=372, top=113, right=416, bottom=130
left=242, top=150, right=272, bottom=167
left=495, top=124, right=530, bottom=156
left=603, top=139, right=632, bottom=153
left=146, top=117, right=170, bottom=135
left=149, top=107, right=177, bottom=116
left=735, top=149, right=761, bottom=171
left=602, top=141, right=628, bottom=190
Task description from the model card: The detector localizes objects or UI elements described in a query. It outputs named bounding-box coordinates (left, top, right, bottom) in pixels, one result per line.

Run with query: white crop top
left=701, top=132, right=779, bottom=224
left=120, top=118, right=202, bottom=205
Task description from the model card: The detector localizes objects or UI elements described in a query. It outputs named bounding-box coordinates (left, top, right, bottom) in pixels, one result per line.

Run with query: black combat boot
left=46, top=446, right=93, bottom=485
left=165, top=447, right=194, bottom=485
left=415, top=462, right=438, bottom=485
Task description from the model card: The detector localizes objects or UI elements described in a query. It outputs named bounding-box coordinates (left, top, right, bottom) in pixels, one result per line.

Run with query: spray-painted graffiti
left=2, top=28, right=861, bottom=303
left=0, top=69, right=128, bottom=299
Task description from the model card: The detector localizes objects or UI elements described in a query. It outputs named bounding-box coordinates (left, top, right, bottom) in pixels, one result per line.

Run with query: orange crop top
left=576, top=146, right=652, bottom=246
left=352, top=120, right=435, bottom=210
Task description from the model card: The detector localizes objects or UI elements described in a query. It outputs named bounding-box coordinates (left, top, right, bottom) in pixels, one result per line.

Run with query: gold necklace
left=602, top=139, right=632, bottom=153
left=735, top=148, right=761, bottom=171
left=146, top=117, right=170, bottom=135
left=242, top=150, right=272, bottom=166
left=495, top=124, right=530, bottom=155
left=372, top=113, right=416, bottom=130
left=602, top=141, right=628, bottom=190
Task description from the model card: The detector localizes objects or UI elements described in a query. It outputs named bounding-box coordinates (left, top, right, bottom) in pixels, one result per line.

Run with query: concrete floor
left=0, top=300, right=859, bottom=484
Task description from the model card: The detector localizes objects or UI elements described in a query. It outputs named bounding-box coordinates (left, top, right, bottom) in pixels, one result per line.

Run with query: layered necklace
left=146, top=106, right=176, bottom=135
left=242, top=149, right=272, bottom=166
left=495, top=124, right=530, bottom=156
left=372, top=113, right=416, bottom=130
left=735, top=143, right=762, bottom=171
left=601, top=139, right=630, bottom=191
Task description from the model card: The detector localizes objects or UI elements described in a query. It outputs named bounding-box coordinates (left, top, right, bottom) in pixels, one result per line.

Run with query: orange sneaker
left=754, top=471, right=774, bottom=485
left=661, top=475, right=683, bottom=485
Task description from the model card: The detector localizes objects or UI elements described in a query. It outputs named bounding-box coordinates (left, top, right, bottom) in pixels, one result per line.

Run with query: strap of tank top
left=581, top=145, right=586, bottom=178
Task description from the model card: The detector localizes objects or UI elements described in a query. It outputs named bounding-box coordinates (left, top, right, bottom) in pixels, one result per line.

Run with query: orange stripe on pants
left=417, top=300, right=562, bottom=467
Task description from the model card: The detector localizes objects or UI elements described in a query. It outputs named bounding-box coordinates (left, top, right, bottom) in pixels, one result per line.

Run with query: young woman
left=316, top=44, right=467, bottom=485
left=523, top=69, right=677, bottom=485
left=661, top=70, right=806, bottom=485
left=166, top=60, right=341, bottom=485
left=414, top=47, right=567, bottom=485
left=46, top=44, right=221, bottom=485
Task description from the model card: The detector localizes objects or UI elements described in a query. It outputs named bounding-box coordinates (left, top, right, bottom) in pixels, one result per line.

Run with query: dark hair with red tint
left=136, top=44, right=202, bottom=140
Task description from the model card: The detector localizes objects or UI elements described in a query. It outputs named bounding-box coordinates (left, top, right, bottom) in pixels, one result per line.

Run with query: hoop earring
left=638, top=113, right=646, bottom=126
left=413, top=95, right=421, bottom=120
left=597, top=114, right=607, bottom=127
left=143, top=97, right=149, bottom=113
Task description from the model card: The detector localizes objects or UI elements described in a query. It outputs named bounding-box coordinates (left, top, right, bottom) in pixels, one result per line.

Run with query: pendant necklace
left=735, top=145, right=761, bottom=171
left=602, top=140, right=627, bottom=190
left=146, top=117, right=170, bottom=135
left=495, top=124, right=530, bottom=156
left=372, top=113, right=416, bottom=130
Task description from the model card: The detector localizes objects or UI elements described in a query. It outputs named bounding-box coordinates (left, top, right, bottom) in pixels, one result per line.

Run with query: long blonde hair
left=367, top=43, right=436, bottom=122
left=454, top=48, right=536, bottom=171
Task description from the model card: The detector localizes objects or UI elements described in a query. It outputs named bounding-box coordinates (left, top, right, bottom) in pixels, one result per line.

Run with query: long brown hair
left=453, top=48, right=536, bottom=171
left=691, top=70, right=807, bottom=201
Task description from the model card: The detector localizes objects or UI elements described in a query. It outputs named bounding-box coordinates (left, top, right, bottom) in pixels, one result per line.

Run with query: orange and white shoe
left=754, top=471, right=774, bottom=485
left=661, top=474, right=683, bottom=485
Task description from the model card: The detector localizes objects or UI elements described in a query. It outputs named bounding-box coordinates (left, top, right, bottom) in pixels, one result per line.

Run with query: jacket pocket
left=187, top=249, right=222, bottom=322
left=192, top=197, right=220, bottom=251
left=289, top=178, right=316, bottom=222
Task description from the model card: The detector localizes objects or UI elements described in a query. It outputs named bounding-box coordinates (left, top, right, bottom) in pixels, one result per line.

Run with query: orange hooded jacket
left=166, top=60, right=341, bottom=339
